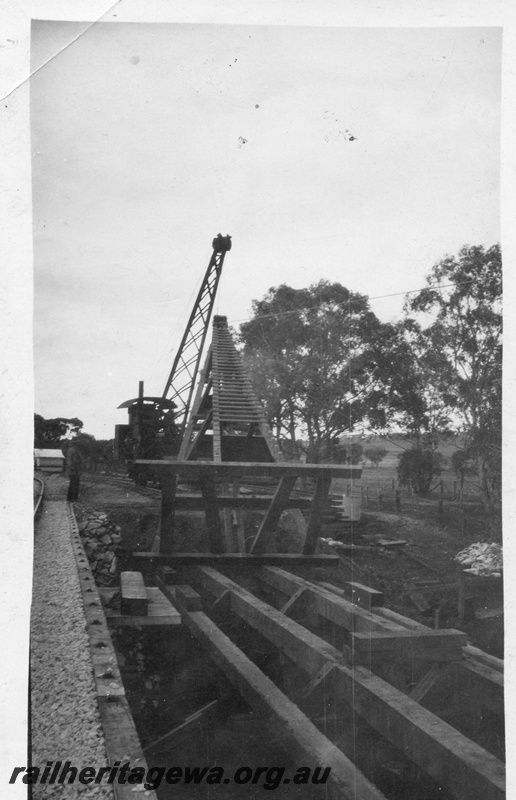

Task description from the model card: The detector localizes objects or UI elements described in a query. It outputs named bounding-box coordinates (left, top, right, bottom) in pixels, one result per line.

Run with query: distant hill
left=341, top=433, right=466, bottom=466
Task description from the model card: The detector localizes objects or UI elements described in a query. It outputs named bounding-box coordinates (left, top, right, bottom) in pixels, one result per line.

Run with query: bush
left=397, top=448, right=443, bottom=496
left=364, top=446, right=388, bottom=467
left=332, top=442, right=364, bottom=464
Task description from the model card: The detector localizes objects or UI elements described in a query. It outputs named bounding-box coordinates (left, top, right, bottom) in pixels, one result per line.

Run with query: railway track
left=33, top=476, right=44, bottom=515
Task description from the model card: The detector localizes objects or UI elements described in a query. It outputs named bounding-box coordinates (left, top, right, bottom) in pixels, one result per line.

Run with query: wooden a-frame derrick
left=139, top=315, right=361, bottom=555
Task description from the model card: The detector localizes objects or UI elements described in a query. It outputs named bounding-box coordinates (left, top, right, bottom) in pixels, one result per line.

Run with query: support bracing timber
left=185, top=566, right=505, bottom=800
left=175, top=588, right=388, bottom=800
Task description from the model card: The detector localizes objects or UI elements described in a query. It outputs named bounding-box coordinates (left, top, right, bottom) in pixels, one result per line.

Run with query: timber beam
left=351, top=629, right=467, bottom=664
left=321, top=581, right=504, bottom=716
left=250, top=476, right=298, bottom=553
left=191, top=567, right=505, bottom=800
left=136, top=459, right=361, bottom=480
left=171, top=493, right=313, bottom=510
left=261, top=568, right=405, bottom=635
left=133, top=553, right=339, bottom=570
left=175, top=590, right=388, bottom=800
left=303, top=476, right=332, bottom=554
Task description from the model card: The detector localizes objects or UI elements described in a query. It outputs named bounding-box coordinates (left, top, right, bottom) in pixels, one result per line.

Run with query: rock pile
left=78, top=511, right=122, bottom=584
left=455, top=541, right=503, bottom=576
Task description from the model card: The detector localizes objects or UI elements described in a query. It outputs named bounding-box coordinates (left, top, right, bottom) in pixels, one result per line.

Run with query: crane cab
left=115, top=382, right=178, bottom=484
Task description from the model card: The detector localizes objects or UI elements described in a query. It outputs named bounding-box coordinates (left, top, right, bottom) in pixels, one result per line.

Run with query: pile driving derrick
left=180, top=315, right=282, bottom=463
left=137, top=315, right=361, bottom=554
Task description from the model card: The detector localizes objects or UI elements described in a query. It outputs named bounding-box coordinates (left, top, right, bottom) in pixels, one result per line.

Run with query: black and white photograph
left=1, top=2, right=513, bottom=799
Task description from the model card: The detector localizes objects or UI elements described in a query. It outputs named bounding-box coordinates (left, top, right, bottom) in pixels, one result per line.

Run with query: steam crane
left=115, top=234, right=232, bottom=483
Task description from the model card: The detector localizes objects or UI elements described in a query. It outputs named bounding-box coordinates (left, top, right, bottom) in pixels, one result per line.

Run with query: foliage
left=34, top=415, right=115, bottom=472
left=239, top=281, right=403, bottom=462
left=332, top=442, right=363, bottom=464
left=34, top=414, right=83, bottom=449
left=405, top=243, right=502, bottom=511
left=364, top=445, right=389, bottom=467
left=63, top=434, right=115, bottom=472
left=451, top=448, right=478, bottom=482
left=397, top=445, right=443, bottom=496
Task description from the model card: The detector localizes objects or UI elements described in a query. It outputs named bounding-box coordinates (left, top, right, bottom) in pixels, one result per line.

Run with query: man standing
left=66, top=444, right=82, bottom=502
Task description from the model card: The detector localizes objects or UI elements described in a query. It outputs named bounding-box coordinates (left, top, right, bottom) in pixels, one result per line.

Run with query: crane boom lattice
left=162, top=234, right=232, bottom=437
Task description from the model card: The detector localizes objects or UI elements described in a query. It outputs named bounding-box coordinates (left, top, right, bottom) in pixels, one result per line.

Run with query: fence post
left=395, top=489, right=401, bottom=511
left=438, top=479, right=444, bottom=514
left=365, top=485, right=369, bottom=510
left=378, top=489, right=383, bottom=511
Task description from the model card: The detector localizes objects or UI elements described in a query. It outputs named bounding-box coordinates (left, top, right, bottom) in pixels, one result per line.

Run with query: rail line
left=33, top=476, right=44, bottom=516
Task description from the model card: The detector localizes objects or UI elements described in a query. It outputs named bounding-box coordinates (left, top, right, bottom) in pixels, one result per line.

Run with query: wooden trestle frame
left=138, top=314, right=361, bottom=555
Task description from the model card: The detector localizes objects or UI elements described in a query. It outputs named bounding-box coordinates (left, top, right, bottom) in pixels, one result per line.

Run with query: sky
left=31, top=22, right=501, bottom=439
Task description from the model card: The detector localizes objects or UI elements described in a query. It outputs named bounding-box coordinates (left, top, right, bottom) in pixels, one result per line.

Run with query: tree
left=364, top=446, right=389, bottom=467
left=397, top=444, right=443, bottom=496
left=332, top=442, right=363, bottom=464
left=34, top=414, right=83, bottom=449
left=405, top=244, right=502, bottom=512
left=451, top=448, right=477, bottom=493
left=62, top=433, right=115, bottom=473
left=239, top=281, right=402, bottom=462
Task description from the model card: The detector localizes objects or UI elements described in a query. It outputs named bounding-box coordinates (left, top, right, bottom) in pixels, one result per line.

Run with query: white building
left=34, top=449, right=65, bottom=473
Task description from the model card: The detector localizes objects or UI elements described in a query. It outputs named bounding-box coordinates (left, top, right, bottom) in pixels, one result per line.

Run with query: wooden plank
left=374, top=606, right=429, bottom=631
left=158, top=565, right=176, bottom=584
left=175, top=584, right=203, bottom=611
left=136, top=459, right=362, bottom=479
left=103, top=588, right=181, bottom=627
left=97, top=696, right=159, bottom=800
left=250, top=476, right=298, bottom=553
left=134, top=552, right=340, bottom=568
left=280, top=587, right=309, bottom=616
left=261, top=568, right=403, bottom=634
left=328, top=665, right=505, bottom=800
left=351, top=630, right=467, bottom=663
left=463, top=645, right=503, bottom=673
left=376, top=606, right=504, bottom=674
left=454, top=658, right=504, bottom=716
left=303, top=476, right=332, bottom=554
left=193, top=567, right=343, bottom=675
left=183, top=409, right=213, bottom=461
left=120, top=571, right=148, bottom=615
left=341, top=582, right=384, bottom=609
left=192, top=567, right=504, bottom=800
left=410, top=664, right=454, bottom=703
left=199, top=473, right=224, bottom=553
left=179, top=606, right=387, bottom=800
left=375, top=607, right=504, bottom=711
left=159, top=472, right=177, bottom=554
